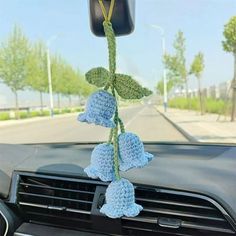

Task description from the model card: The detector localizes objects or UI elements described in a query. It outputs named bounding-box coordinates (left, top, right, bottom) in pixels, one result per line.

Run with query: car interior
left=0, top=1, right=236, bottom=236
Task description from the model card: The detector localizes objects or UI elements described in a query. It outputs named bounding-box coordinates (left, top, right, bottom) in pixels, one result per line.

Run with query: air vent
left=122, top=188, right=236, bottom=236
left=17, top=173, right=99, bottom=231
left=13, top=172, right=236, bottom=236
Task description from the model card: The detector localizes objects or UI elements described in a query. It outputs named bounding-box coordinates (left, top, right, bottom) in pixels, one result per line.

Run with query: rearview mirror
left=89, top=0, right=135, bottom=37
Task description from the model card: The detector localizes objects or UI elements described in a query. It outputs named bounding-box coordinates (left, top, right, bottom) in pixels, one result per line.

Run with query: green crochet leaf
left=114, top=74, right=152, bottom=99
left=85, top=67, right=110, bottom=87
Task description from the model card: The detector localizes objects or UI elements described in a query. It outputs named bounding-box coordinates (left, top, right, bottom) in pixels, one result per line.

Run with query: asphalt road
left=0, top=105, right=187, bottom=144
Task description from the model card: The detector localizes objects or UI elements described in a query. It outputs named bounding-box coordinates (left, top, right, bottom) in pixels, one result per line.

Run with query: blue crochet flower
left=100, top=178, right=143, bottom=218
left=84, top=143, right=115, bottom=182
left=118, top=132, right=153, bottom=171
left=78, top=90, right=116, bottom=128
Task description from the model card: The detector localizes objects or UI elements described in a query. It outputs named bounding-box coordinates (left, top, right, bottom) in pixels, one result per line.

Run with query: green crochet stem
left=104, top=82, right=110, bottom=91
left=118, top=118, right=125, bottom=133
left=108, top=128, right=113, bottom=144
left=113, top=107, right=120, bottom=180
left=103, top=21, right=116, bottom=75
left=103, top=21, right=123, bottom=180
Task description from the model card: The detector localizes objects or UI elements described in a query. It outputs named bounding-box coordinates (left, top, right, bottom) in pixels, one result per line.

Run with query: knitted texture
left=103, top=21, right=116, bottom=75
left=118, top=132, right=153, bottom=171
left=84, top=143, right=115, bottom=182
left=100, top=178, right=143, bottom=218
left=114, top=74, right=152, bottom=100
left=78, top=90, right=116, bottom=128
left=85, top=67, right=109, bottom=88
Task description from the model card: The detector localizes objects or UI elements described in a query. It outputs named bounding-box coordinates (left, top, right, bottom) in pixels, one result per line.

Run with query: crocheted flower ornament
left=119, top=132, right=153, bottom=171
left=78, top=90, right=116, bottom=128
left=84, top=143, right=114, bottom=182
left=79, top=2, right=153, bottom=219
left=100, top=178, right=143, bottom=218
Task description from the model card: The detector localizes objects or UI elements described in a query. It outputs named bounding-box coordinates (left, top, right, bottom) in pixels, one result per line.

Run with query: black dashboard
left=0, top=142, right=236, bottom=235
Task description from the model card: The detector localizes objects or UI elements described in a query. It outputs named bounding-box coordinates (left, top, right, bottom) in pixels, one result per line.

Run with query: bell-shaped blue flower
left=100, top=178, right=143, bottom=218
left=78, top=90, right=116, bottom=128
left=118, top=132, right=153, bottom=171
left=84, top=143, right=115, bottom=182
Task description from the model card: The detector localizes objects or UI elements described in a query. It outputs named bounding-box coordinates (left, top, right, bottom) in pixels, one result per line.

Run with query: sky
left=0, top=0, right=236, bottom=107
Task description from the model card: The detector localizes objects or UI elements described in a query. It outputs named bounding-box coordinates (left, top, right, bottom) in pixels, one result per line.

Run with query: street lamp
left=46, top=35, right=59, bottom=118
left=151, top=24, right=168, bottom=112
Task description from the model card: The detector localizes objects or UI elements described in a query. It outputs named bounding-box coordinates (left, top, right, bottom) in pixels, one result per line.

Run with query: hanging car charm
left=78, top=0, right=153, bottom=219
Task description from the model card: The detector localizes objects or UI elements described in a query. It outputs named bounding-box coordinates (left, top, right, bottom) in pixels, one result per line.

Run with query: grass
left=61, top=108, right=72, bottom=113
left=53, top=109, right=60, bottom=115
left=75, top=107, right=84, bottom=112
left=0, top=107, right=84, bottom=121
left=205, top=99, right=226, bottom=114
left=19, top=111, right=29, bottom=119
left=0, top=112, right=10, bottom=120
left=29, top=111, right=41, bottom=117
left=168, top=97, right=228, bottom=115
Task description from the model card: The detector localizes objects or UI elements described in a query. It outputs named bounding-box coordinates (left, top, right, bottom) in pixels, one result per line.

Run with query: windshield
left=0, top=0, right=236, bottom=144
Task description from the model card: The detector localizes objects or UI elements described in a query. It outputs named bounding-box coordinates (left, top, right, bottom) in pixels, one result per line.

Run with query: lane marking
left=124, top=106, right=147, bottom=129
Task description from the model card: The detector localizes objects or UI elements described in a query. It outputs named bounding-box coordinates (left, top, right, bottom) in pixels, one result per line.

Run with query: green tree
left=80, top=79, right=95, bottom=97
left=76, top=69, right=96, bottom=98
left=0, top=25, right=30, bottom=118
left=26, top=41, right=48, bottom=113
left=51, top=56, right=94, bottom=109
left=190, top=52, right=205, bottom=115
left=60, top=64, right=78, bottom=107
left=51, top=55, right=65, bottom=109
left=74, top=70, right=87, bottom=103
left=156, top=74, right=177, bottom=95
left=222, top=16, right=236, bottom=121
left=164, top=31, right=189, bottom=104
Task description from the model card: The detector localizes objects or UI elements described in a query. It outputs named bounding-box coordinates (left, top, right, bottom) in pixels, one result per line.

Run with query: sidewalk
left=157, top=106, right=236, bottom=144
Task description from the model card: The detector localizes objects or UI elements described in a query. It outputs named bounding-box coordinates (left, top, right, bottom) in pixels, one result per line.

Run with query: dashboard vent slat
left=136, top=197, right=216, bottom=210
left=19, top=201, right=91, bottom=215
left=18, top=191, right=93, bottom=204
left=142, top=207, right=226, bottom=222
left=19, top=182, right=95, bottom=195
left=181, top=221, right=236, bottom=234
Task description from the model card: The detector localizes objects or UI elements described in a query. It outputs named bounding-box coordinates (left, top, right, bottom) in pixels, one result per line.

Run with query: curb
left=156, top=108, right=198, bottom=142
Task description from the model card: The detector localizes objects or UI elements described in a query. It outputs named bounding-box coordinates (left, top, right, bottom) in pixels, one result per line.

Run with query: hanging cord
left=99, top=0, right=121, bottom=180
left=98, top=0, right=115, bottom=22
left=98, top=0, right=116, bottom=74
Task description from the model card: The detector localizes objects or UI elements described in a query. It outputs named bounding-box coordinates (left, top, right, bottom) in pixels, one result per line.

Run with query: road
left=0, top=105, right=187, bottom=144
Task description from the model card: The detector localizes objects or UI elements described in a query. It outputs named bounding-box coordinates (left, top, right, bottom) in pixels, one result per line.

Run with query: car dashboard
left=0, top=142, right=236, bottom=236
